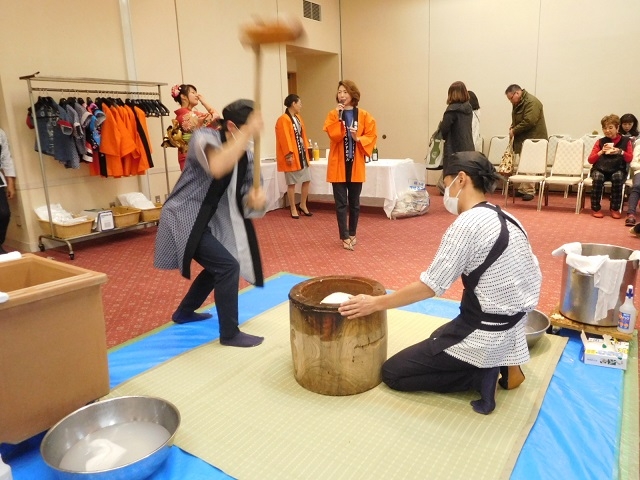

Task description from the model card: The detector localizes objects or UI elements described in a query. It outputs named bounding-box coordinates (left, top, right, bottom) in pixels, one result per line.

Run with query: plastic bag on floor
left=390, top=181, right=430, bottom=219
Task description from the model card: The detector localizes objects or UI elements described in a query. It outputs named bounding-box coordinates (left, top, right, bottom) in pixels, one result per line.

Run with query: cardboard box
left=81, top=209, right=115, bottom=232
left=580, top=331, right=629, bottom=370
left=0, top=254, right=110, bottom=444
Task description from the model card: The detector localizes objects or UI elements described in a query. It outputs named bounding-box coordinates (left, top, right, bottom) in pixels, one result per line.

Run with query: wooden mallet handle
left=240, top=17, right=305, bottom=189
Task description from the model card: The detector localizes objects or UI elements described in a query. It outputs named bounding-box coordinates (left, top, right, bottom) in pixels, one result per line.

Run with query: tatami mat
left=106, top=302, right=567, bottom=480
left=620, top=331, right=639, bottom=479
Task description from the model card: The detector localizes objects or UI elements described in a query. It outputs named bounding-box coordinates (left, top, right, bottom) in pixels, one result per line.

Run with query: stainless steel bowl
left=40, top=396, right=180, bottom=480
left=525, top=310, right=550, bottom=348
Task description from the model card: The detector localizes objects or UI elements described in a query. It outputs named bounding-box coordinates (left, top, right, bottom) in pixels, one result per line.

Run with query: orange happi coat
left=323, top=107, right=377, bottom=183
left=275, top=112, right=310, bottom=172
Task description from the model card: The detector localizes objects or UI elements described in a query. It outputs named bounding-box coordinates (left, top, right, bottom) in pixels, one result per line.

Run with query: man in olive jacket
left=505, top=85, right=548, bottom=201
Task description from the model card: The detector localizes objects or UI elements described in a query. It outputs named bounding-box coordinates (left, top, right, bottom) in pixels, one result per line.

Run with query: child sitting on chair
left=587, top=114, right=633, bottom=219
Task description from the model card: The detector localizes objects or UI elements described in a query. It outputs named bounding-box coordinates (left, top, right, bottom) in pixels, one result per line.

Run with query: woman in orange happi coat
left=323, top=80, right=377, bottom=250
left=275, top=94, right=312, bottom=219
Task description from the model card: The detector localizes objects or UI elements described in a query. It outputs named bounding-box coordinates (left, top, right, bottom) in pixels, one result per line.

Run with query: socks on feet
left=172, top=311, right=213, bottom=324
left=220, top=331, right=264, bottom=348
left=470, top=367, right=499, bottom=415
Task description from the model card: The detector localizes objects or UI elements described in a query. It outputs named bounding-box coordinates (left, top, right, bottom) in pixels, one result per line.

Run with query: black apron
left=424, top=203, right=527, bottom=356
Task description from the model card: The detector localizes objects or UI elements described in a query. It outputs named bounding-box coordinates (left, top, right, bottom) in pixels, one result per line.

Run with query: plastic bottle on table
left=617, top=285, right=637, bottom=334
left=313, top=142, right=320, bottom=161
left=307, top=139, right=313, bottom=161
left=372, top=146, right=378, bottom=161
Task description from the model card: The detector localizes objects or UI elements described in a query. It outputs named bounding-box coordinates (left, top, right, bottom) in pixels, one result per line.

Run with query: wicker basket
left=38, top=218, right=94, bottom=239
left=111, top=206, right=141, bottom=228
left=139, top=203, right=162, bottom=223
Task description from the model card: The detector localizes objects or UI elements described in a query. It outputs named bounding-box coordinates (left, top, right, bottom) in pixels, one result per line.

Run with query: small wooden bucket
left=289, top=275, right=387, bottom=396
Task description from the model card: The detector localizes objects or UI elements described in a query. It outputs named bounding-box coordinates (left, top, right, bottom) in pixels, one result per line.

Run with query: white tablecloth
left=260, top=158, right=424, bottom=218
left=260, top=160, right=285, bottom=212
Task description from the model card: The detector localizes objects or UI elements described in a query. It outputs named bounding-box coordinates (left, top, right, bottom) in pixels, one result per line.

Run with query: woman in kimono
left=338, top=152, right=542, bottom=414
left=171, top=83, right=221, bottom=170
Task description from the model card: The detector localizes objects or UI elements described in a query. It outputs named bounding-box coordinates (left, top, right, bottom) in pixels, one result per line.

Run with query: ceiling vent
left=303, top=0, right=321, bottom=21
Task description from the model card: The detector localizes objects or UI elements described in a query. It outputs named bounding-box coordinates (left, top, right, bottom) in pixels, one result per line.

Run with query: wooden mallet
left=240, top=16, right=305, bottom=189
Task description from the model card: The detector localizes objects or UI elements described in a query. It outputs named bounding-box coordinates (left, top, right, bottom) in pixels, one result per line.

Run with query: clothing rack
left=20, top=72, right=169, bottom=259
left=28, top=87, right=160, bottom=96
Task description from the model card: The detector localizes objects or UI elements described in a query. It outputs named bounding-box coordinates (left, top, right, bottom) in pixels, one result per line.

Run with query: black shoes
left=297, top=204, right=313, bottom=216
left=515, top=191, right=534, bottom=201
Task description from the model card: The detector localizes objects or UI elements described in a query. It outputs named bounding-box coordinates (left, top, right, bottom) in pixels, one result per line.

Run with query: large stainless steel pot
left=559, top=243, right=638, bottom=326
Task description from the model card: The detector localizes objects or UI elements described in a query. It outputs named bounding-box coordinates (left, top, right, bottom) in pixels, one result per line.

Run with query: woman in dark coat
left=439, top=81, right=475, bottom=157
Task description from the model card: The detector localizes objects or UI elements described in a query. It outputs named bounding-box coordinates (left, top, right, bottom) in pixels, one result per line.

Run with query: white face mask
left=230, top=130, right=254, bottom=153
left=443, top=176, right=462, bottom=215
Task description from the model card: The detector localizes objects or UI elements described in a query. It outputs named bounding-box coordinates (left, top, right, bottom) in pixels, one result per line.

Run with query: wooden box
left=0, top=254, right=109, bottom=444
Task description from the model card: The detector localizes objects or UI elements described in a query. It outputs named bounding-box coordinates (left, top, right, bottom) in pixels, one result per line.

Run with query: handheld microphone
left=338, top=100, right=345, bottom=120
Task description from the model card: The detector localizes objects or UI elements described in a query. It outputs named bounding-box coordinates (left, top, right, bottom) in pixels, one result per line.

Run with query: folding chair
left=487, top=135, right=509, bottom=194
left=505, top=139, right=548, bottom=206
left=539, top=139, right=584, bottom=213
left=487, top=135, right=509, bottom=167
left=580, top=134, right=599, bottom=163
left=546, top=134, right=571, bottom=173
left=578, top=134, right=600, bottom=212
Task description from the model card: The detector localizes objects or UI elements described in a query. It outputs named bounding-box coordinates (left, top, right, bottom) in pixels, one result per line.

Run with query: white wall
left=0, top=0, right=137, bottom=251
left=341, top=0, right=640, bottom=173
left=340, top=0, right=430, bottom=164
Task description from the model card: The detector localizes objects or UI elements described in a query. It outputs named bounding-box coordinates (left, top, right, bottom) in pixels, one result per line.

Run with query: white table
left=260, top=160, right=286, bottom=212
left=260, top=158, right=425, bottom=218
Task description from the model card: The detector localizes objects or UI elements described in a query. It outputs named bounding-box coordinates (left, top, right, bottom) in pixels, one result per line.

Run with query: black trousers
left=176, top=228, right=241, bottom=340
left=381, top=337, right=485, bottom=393
left=0, top=186, right=10, bottom=245
left=331, top=181, right=362, bottom=240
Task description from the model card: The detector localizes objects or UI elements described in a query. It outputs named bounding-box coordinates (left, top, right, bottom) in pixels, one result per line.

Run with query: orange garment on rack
left=111, top=105, right=137, bottom=177
left=89, top=103, right=153, bottom=177
left=131, top=106, right=152, bottom=174
left=97, top=106, right=124, bottom=177
left=119, top=105, right=141, bottom=176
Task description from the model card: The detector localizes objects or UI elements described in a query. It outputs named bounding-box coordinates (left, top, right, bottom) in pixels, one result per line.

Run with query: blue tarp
left=3, top=273, right=624, bottom=480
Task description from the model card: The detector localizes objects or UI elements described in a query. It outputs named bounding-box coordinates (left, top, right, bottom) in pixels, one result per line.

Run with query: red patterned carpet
left=37, top=186, right=640, bottom=348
